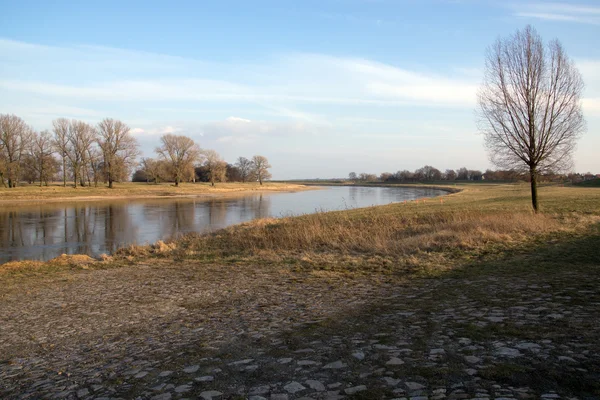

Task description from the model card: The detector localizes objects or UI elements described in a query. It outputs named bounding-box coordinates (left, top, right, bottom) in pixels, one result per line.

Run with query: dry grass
left=4, top=183, right=600, bottom=279
left=0, top=181, right=310, bottom=204
left=186, top=210, right=559, bottom=256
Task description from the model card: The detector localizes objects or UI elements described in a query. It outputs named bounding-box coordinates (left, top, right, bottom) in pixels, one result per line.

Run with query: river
left=0, top=186, right=446, bottom=263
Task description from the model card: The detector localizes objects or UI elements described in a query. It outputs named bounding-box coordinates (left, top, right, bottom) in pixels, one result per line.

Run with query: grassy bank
left=0, top=181, right=309, bottom=204
left=144, top=183, right=599, bottom=276
left=3, top=182, right=599, bottom=278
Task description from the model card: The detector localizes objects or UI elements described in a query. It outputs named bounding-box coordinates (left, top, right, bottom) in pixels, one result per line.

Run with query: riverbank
left=1, top=183, right=600, bottom=399
left=0, top=182, right=312, bottom=204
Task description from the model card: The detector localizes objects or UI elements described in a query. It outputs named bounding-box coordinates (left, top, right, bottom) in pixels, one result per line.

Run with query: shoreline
left=0, top=183, right=458, bottom=266
left=0, top=183, right=317, bottom=206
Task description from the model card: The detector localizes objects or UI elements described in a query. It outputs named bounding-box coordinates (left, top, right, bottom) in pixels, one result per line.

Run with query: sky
left=1, top=0, right=598, bottom=179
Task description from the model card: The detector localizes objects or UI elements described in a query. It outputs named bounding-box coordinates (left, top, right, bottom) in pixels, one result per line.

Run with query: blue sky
left=1, top=0, right=598, bottom=179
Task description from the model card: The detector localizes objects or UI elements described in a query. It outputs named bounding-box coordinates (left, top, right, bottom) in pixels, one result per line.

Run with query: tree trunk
left=108, top=177, right=113, bottom=189
left=175, top=177, right=179, bottom=187
left=73, top=170, right=78, bottom=189
left=259, top=175, right=263, bottom=185
left=62, top=158, right=67, bottom=187
left=530, top=167, right=539, bottom=213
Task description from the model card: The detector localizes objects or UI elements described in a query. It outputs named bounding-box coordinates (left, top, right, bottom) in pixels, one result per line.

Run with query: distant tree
left=358, top=173, right=377, bottom=182
left=65, top=120, right=97, bottom=188
left=469, top=170, right=483, bottom=181
left=478, top=25, right=585, bottom=212
left=235, top=157, right=254, bottom=182
left=155, top=134, right=202, bottom=186
left=484, top=169, right=497, bottom=181
left=395, top=170, right=415, bottom=182
left=140, top=157, right=164, bottom=184
left=0, top=114, right=33, bottom=188
left=348, top=172, right=357, bottom=181
left=97, top=118, right=140, bottom=188
left=52, top=118, right=71, bottom=187
left=379, top=172, right=393, bottom=182
left=226, top=164, right=242, bottom=182
left=29, top=130, right=56, bottom=186
left=252, top=155, right=272, bottom=185
left=194, top=165, right=210, bottom=182
left=444, top=169, right=457, bottom=181
left=131, top=169, right=148, bottom=183
left=203, top=149, right=227, bottom=187
left=456, top=167, right=469, bottom=180
left=415, top=165, right=442, bottom=181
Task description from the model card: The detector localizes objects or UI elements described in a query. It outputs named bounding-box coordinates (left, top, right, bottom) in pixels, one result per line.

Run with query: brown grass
left=0, top=181, right=311, bottom=204
left=188, top=210, right=559, bottom=257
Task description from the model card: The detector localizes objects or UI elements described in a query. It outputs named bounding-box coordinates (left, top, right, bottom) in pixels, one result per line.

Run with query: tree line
left=349, top=166, right=591, bottom=183
left=0, top=114, right=272, bottom=188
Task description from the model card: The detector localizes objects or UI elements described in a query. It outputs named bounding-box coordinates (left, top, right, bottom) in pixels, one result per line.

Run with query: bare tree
left=235, top=156, right=253, bottom=182
left=140, top=157, right=166, bottom=184
left=29, top=130, right=56, bottom=186
left=203, top=149, right=227, bottom=187
left=97, top=118, right=140, bottom=188
left=155, top=134, right=201, bottom=186
left=52, top=118, right=70, bottom=187
left=0, top=114, right=33, bottom=188
left=444, top=169, right=457, bottom=181
left=478, top=25, right=585, bottom=212
left=251, top=155, right=272, bottom=185
left=66, top=120, right=97, bottom=188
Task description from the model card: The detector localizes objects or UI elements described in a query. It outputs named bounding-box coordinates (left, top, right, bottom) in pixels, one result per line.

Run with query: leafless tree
left=444, top=169, right=457, bottom=181
left=140, top=158, right=166, bottom=184
left=251, top=155, right=272, bottom=185
left=155, top=134, right=202, bottom=186
left=235, top=156, right=254, bottom=182
left=29, top=130, right=56, bottom=186
left=203, top=149, right=227, bottom=187
left=478, top=25, right=585, bottom=212
left=66, top=120, right=97, bottom=188
left=52, top=118, right=71, bottom=187
left=97, top=118, right=140, bottom=188
left=0, top=114, right=33, bottom=188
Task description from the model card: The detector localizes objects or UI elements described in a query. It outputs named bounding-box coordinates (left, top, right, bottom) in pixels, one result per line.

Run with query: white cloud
left=226, top=116, right=252, bottom=123
left=0, top=39, right=481, bottom=111
left=513, top=3, right=600, bottom=25
left=130, top=125, right=184, bottom=136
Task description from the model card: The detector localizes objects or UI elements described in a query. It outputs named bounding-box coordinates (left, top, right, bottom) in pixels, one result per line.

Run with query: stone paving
left=1, top=260, right=599, bottom=399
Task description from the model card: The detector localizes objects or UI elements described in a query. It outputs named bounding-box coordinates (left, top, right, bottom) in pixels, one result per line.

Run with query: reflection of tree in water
left=0, top=211, right=25, bottom=248
left=103, top=204, right=136, bottom=253
left=348, top=186, right=359, bottom=205
left=0, top=206, right=62, bottom=262
left=207, top=200, right=228, bottom=228
left=233, top=194, right=271, bottom=222
left=254, top=194, right=270, bottom=219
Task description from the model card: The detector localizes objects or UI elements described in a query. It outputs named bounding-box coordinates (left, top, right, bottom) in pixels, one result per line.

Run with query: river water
left=0, top=186, right=446, bottom=263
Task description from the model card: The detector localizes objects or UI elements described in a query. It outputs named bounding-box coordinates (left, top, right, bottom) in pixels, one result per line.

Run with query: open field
left=1, top=183, right=600, bottom=399
left=0, top=182, right=310, bottom=204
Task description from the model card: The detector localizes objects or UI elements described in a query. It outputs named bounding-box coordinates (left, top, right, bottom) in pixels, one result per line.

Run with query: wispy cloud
left=0, top=38, right=481, bottom=116
left=513, top=2, right=600, bottom=25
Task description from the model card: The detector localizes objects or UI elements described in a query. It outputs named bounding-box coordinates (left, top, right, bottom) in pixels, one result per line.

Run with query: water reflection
left=0, top=186, right=445, bottom=263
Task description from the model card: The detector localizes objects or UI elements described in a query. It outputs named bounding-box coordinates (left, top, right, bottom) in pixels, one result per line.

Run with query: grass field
left=0, top=181, right=309, bottom=203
